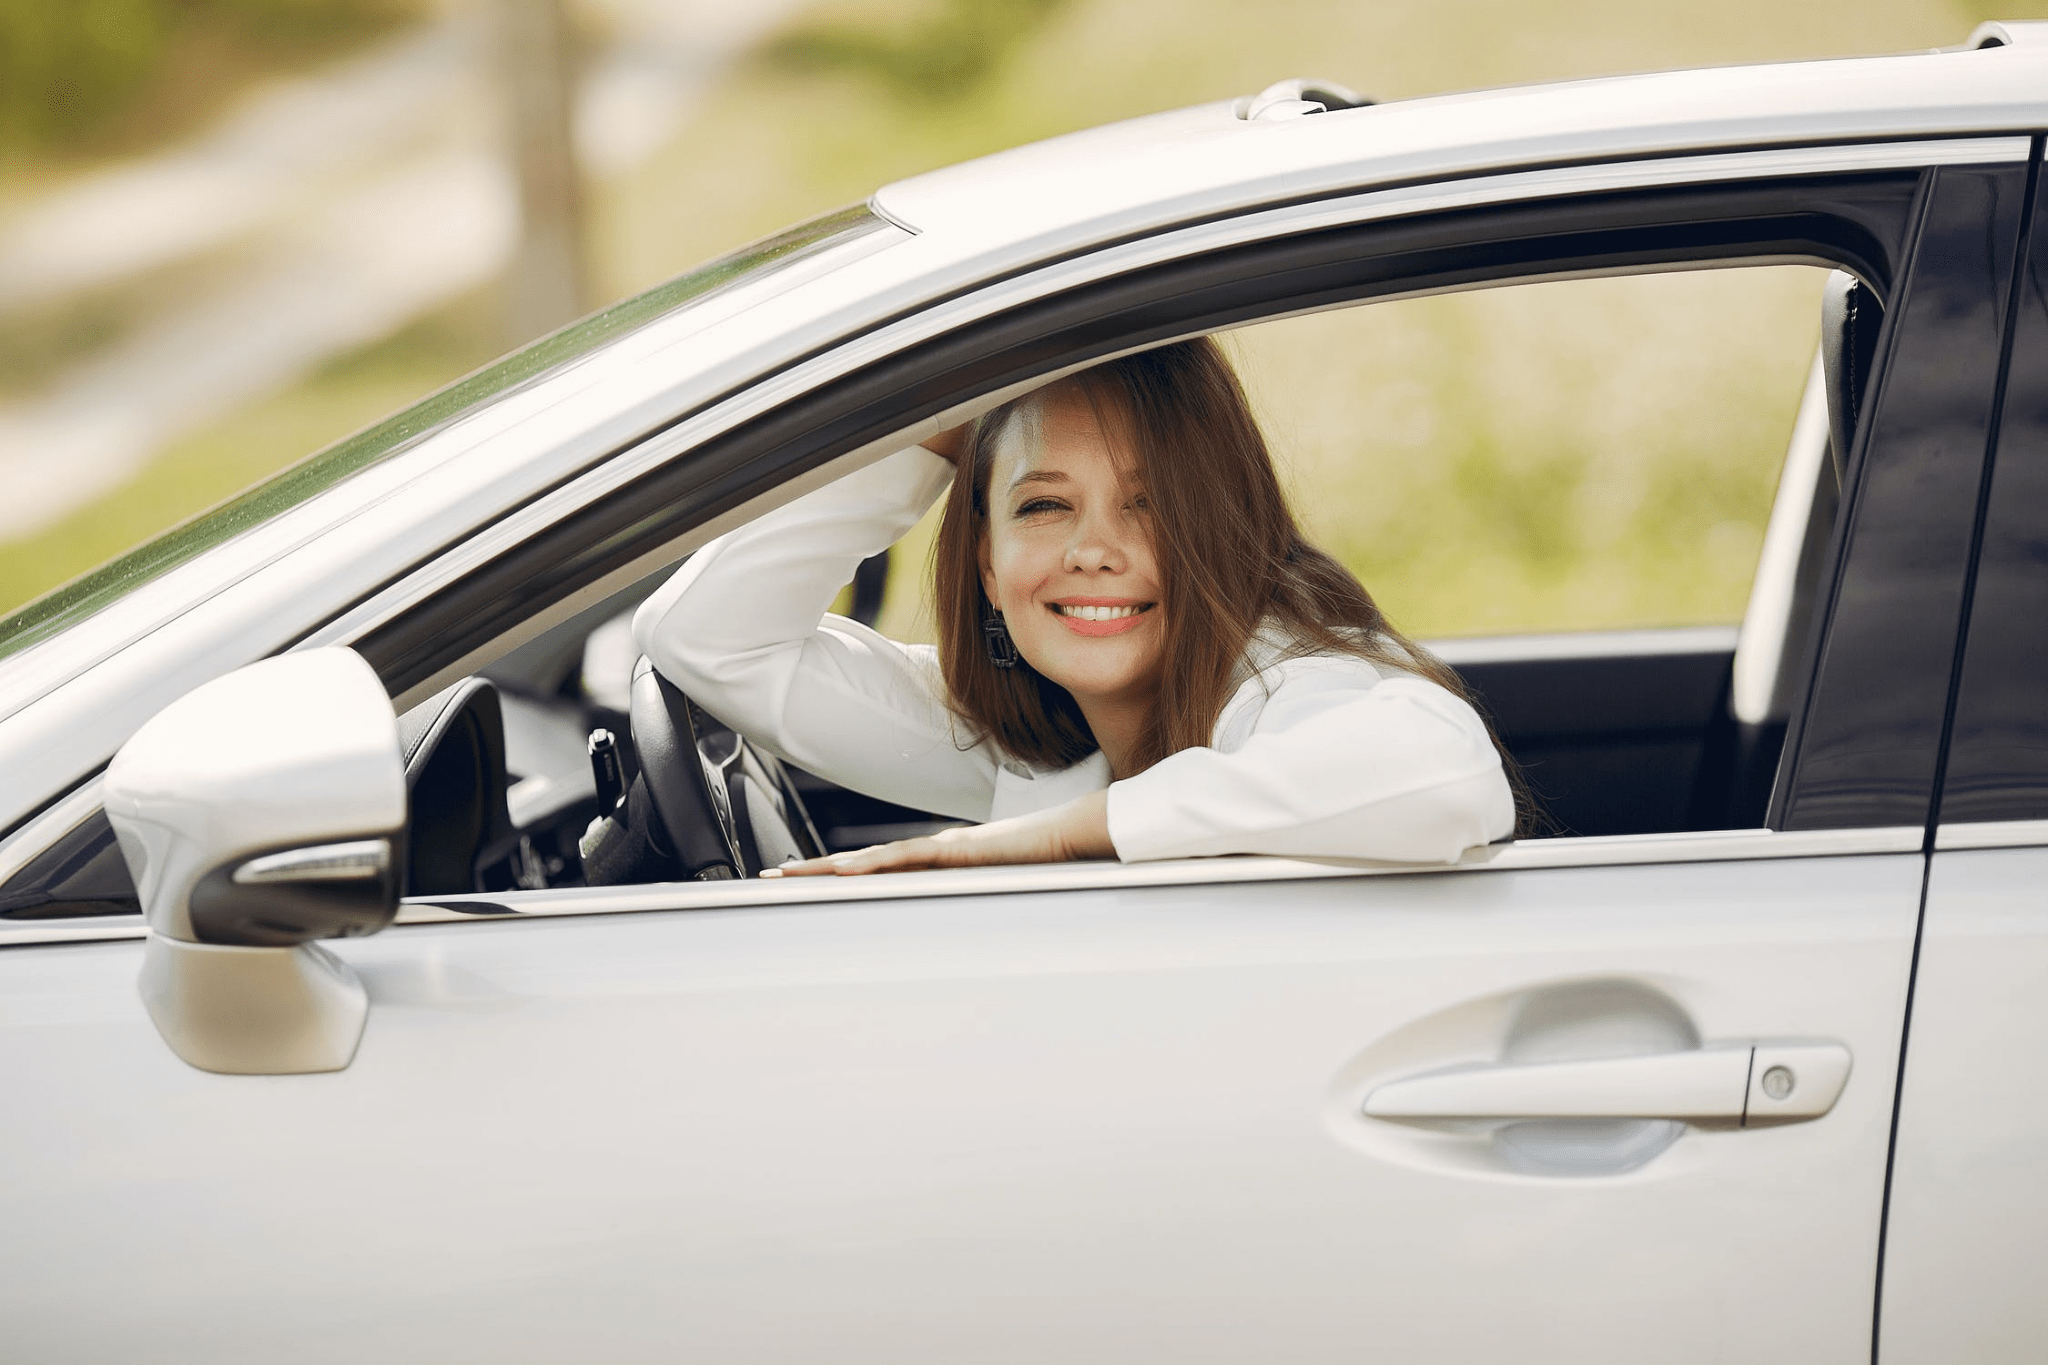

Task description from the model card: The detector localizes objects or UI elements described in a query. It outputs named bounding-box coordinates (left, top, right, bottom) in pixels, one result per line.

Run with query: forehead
left=992, top=387, right=1138, bottom=486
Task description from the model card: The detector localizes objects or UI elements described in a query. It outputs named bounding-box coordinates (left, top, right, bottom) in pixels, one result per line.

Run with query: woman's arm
left=775, top=658, right=1510, bottom=876
left=633, top=444, right=1001, bottom=823
left=1107, top=662, right=1514, bottom=863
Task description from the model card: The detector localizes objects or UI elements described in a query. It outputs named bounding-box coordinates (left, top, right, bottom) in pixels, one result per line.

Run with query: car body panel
left=1884, top=154, right=2048, bottom=1360
left=875, top=46, right=2048, bottom=253
left=1881, top=844, right=2048, bottom=1363
left=1, top=852, right=1918, bottom=1362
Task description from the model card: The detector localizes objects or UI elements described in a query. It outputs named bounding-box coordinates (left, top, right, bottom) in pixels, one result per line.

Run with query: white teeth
left=1056, top=603, right=1145, bottom=621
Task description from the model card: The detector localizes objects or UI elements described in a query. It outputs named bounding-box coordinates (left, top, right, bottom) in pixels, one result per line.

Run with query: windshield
left=0, top=204, right=895, bottom=665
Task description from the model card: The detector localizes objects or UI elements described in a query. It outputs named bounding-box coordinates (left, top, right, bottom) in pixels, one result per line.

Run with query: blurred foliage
left=1228, top=268, right=1825, bottom=636
left=0, top=0, right=422, bottom=160
left=0, top=299, right=126, bottom=392
left=0, top=289, right=501, bottom=635
left=0, top=207, right=882, bottom=662
left=764, top=0, right=1067, bottom=103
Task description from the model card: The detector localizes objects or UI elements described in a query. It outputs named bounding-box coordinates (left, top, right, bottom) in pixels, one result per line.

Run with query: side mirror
left=104, top=648, right=405, bottom=1074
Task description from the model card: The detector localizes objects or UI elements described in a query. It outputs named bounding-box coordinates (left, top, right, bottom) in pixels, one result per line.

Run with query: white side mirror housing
left=105, top=648, right=405, bottom=1074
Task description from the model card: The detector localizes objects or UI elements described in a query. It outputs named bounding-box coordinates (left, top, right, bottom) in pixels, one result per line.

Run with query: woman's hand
left=920, top=421, right=972, bottom=465
left=763, top=791, right=1113, bottom=877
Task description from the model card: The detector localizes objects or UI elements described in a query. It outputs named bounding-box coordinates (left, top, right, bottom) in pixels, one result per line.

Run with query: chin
left=1024, top=645, right=1158, bottom=704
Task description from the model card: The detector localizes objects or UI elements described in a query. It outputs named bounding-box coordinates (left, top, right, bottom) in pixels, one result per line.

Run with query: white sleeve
left=1103, top=659, right=1515, bottom=863
left=632, top=446, right=1001, bottom=823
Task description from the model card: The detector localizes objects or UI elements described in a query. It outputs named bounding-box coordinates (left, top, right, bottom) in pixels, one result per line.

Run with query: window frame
left=1934, top=135, right=2048, bottom=839
left=329, top=148, right=1969, bottom=824
left=1769, top=155, right=2034, bottom=832
left=319, top=146, right=1975, bottom=708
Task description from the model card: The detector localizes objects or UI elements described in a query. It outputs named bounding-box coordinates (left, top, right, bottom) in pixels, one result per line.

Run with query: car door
left=1880, top=139, right=2048, bottom=1364
left=0, top=142, right=2028, bottom=1363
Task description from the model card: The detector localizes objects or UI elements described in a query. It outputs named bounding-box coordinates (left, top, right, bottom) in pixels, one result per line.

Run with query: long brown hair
left=934, top=336, right=1525, bottom=826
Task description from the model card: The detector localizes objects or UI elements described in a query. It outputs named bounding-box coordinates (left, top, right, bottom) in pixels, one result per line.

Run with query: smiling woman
left=633, top=337, right=1517, bottom=875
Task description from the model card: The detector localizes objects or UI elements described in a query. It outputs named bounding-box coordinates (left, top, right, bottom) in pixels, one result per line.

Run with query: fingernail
left=759, top=868, right=783, bottom=878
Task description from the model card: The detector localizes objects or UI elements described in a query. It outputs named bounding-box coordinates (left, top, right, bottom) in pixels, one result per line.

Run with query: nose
left=1064, top=502, right=1131, bottom=574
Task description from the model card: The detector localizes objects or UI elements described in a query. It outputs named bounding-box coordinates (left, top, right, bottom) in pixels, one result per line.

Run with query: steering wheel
left=627, top=655, right=825, bottom=879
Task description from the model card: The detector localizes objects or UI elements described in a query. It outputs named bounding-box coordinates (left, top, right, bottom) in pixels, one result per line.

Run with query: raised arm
left=632, top=445, right=1001, bottom=822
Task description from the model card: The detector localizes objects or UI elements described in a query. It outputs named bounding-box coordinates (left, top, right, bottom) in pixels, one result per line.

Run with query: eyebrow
left=1007, top=469, right=1070, bottom=492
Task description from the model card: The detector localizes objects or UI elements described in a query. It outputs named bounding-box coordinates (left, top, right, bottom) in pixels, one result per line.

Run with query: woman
left=634, top=337, right=1517, bottom=876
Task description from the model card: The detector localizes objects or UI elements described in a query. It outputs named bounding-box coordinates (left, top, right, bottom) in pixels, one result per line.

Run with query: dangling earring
left=982, top=609, right=1019, bottom=669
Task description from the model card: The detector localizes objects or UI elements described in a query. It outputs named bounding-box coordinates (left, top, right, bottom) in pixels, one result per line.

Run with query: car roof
left=875, top=32, right=2048, bottom=263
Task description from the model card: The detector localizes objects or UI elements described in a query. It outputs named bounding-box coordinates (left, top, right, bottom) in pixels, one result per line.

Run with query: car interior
left=0, top=266, right=1880, bottom=915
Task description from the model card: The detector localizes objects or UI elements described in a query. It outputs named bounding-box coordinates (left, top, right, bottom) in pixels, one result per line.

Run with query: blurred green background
left=0, top=0, right=2038, bottom=642
left=0, top=0, right=422, bottom=166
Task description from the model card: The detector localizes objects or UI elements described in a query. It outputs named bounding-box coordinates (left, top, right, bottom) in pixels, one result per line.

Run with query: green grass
left=5, top=0, right=2035, bottom=635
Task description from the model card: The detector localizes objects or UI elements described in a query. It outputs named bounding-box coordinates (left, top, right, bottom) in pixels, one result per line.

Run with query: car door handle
left=1362, top=1043, right=1851, bottom=1125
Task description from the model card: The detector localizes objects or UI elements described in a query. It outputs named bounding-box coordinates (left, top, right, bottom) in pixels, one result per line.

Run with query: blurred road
left=0, top=0, right=802, bottom=542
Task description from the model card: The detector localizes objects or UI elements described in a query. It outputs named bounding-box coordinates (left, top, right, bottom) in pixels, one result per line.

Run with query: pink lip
left=1047, top=599, right=1155, bottom=638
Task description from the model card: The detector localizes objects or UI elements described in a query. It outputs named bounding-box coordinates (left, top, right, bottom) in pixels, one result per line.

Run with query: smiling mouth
left=1052, top=602, right=1153, bottom=621
left=1048, top=601, right=1156, bottom=637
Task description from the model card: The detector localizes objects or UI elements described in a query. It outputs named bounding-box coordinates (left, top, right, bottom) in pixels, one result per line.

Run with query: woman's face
left=978, top=389, right=1165, bottom=709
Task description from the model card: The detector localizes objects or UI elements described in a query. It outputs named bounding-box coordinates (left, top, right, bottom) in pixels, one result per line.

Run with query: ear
left=977, top=528, right=998, bottom=609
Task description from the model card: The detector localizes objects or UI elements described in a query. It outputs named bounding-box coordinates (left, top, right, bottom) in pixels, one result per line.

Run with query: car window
left=840, top=264, right=1843, bottom=840
left=0, top=204, right=893, bottom=666
left=1230, top=267, right=1828, bottom=639
left=870, top=266, right=1828, bottom=644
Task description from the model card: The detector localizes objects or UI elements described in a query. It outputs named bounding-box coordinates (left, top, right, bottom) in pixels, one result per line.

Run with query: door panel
left=2, top=853, right=1917, bottom=1362
left=1880, top=846, right=2048, bottom=1363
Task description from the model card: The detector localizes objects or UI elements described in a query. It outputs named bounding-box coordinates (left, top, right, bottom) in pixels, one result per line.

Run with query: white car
left=5, top=23, right=2048, bottom=1362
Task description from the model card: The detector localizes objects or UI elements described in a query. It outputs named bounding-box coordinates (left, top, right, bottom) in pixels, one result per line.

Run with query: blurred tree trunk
left=497, top=0, right=586, bottom=345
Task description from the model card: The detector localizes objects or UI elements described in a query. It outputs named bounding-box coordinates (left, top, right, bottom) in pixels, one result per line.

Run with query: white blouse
left=633, top=446, right=1515, bottom=863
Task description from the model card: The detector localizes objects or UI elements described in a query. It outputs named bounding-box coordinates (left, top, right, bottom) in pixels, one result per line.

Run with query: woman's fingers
left=760, top=838, right=942, bottom=877
left=759, top=797, right=1109, bottom=878
left=758, top=855, right=835, bottom=877
left=920, top=422, right=971, bottom=464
